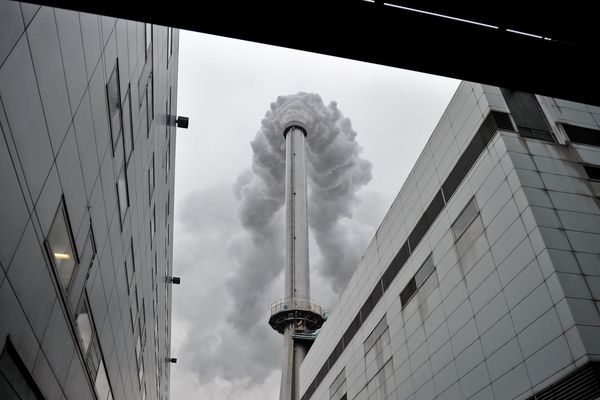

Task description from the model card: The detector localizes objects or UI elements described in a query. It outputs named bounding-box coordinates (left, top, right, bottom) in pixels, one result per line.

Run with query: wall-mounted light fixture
left=176, top=116, right=189, bottom=129
left=168, top=276, right=181, bottom=284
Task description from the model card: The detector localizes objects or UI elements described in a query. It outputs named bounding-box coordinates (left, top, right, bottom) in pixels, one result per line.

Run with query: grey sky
left=171, top=30, right=459, bottom=400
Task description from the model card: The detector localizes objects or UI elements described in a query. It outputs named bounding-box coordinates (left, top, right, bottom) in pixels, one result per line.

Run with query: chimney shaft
left=283, top=125, right=310, bottom=301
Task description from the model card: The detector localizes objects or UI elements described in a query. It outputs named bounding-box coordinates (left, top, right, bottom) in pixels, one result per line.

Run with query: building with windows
left=299, top=83, right=600, bottom=400
left=0, top=1, right=180, bottom=399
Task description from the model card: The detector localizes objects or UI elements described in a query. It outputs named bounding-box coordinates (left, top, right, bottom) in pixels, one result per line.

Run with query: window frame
left=106, top=61, right=123, bottom=154
left=451, top=197, right=479, bottom=242
left=583, top=163, right=600, bottom=181
left=116, top=164, right=130, bottom=227
left=45, top=198, right=80, bottom=294
left=400, top=253, right=436, bottom=308
left=166, top=27, right=173, bottom=68
left=122, top=86, right=134, bottom=165
left=75, top=293, right=114, bottom=400
left=0, top=339, right=46, bottom=400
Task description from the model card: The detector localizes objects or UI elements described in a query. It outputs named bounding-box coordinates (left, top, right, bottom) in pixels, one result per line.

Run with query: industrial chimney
left=269, top=120, right=324, bottom=400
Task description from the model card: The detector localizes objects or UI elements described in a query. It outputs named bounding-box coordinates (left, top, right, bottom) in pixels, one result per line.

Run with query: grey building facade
left=299, top=83, right=600, bottom=400
left=0, top=1, right=178, bottom=399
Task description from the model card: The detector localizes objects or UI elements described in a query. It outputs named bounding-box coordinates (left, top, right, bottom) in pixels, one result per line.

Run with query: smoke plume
left=229, top=92, right=372, bottom=330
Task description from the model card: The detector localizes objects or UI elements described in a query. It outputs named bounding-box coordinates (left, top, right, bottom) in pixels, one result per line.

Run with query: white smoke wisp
left=228, top=92, right=373, bottom=333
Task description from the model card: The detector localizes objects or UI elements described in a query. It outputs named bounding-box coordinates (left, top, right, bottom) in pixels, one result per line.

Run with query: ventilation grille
left=492, top=111, right=515, bottom=131
left=527, top=362, right=600, bottom=400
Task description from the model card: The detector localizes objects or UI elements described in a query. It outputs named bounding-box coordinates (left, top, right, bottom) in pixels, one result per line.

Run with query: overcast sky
left=171, top=30, right=459, bottom=400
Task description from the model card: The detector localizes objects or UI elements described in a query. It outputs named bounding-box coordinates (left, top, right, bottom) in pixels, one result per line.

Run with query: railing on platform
left=269, top=297, right=324, bottom=318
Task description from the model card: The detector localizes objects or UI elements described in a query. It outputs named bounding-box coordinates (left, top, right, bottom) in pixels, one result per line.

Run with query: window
left=153, top=252, right=158, bottom=285
left=400, top=254, right=436, bottom=308
left=125, top=238, right=135, bottom=289
left=165, top=137, right=171, bottom=183
left=75, top=301, right=93, bottom=354
left=563, top=124, right=600, bottom=147
left=75, top=295, right=114, bottom=400
left=107, top=62, right=122, bottom=151
left=167, top=191, right=171, bottom=217
left=145, top=24, right=152, bottom=60
left=130, top=306, right=136, bottom=332
left=399, top=279, right=417, bottom=308
left=452, top=197, right=479, bottom=240
left=140, top=93, right=149, bottom=136
left=363, top=317, right=388, bottom=355
left=415, top=254, right=435, bottom=288
left=165, top=97, right=170, bottom=137
left=0, top=340, right=45, bottom=399
left=149, top=153, right=155, bottom=202
left=146, top=75, right=154, bottom=124
left=46, top=201, right=78, bottom=291
left=117, top=166, right=130, bottom=224
left=501, top=89, right=554, bottom=142
left=123, top=88, right=133, bottom=163
left=138, top=27, right=153, bottom=134
left=138, top=355, right=144, bottom=386
left=135, top=334, right=142, bottom=366
left=166, top=87, right=172, bottom=180
left=134, top=285, right=140, bottom=316
left=95, top=360, right=113, bottom=400
left=363, top=317, right=392, bottom=386
left=583, top=164, right=600, bottom=181
left=329, top=368, right=346, bottom=400
left=167, top=27, right=173, bottom=66
left=150, top=205, right=156, bottom=245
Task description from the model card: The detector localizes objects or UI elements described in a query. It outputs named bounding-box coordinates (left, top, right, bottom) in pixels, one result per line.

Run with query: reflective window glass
left=452, top=197, right=478, bottom=240
left=75, top=302, right=93, bottom=354
left=123, top=89, right=133, bottom=163
left=415, top=254, right=435, bottom=288
left=138, top=355, right=144, bottom=386
left=107, top=63, right=122, bottom=149
left=117, top=167, right=129, bottom=222
left=0, top=341, right=45, bottom=399
left=146, top=76, right=154, bottom=127
left=125, top=238, right=135, bottom=288
left=145, top=24, right=152, bottom=59
left=47, top=204, right=77, bottom=290
left=94, top=360, right=110, bottom=400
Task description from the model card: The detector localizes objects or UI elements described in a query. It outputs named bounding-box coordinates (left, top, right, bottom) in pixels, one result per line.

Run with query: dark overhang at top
left=22, top=0, right=600, bottom=106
